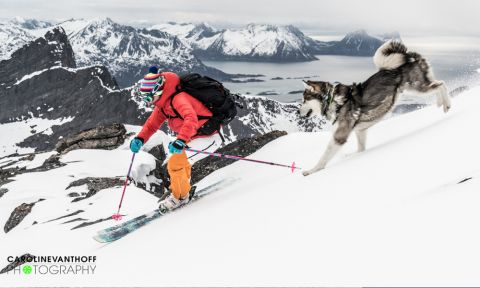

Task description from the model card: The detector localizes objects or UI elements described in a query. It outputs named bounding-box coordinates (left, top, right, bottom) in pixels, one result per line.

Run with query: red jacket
left=137, top=72, right=212, bottom=143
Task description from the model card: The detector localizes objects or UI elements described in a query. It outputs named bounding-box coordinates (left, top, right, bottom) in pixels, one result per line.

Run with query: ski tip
left=93, top=235, right=108, bottom=243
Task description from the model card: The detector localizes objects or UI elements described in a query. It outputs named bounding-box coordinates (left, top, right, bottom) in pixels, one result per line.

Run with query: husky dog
left=299, top=40, right=451, bottom=176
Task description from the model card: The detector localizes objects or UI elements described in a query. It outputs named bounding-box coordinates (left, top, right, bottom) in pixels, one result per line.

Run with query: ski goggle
left=143, top=88, right=163, bottom=104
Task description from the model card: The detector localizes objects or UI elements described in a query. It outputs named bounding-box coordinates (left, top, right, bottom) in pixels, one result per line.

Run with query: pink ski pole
left=185, top=148, right=301, bottom=173
left=112, top=153, right=136, bottom=221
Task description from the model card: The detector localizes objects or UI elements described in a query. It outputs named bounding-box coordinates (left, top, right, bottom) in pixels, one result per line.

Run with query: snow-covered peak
left=200, top=23, right=318, bottom=61
left=150, top=22, right=197, bottom=37
left=149, top=22, right=220, bottom=50
left=149, top=22, right=318, bottom=62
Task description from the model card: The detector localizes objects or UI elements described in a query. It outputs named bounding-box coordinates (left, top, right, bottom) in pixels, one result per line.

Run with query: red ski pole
left=185, top=148, right=301, bottom=173
left=112, top=153, right=136, bottom=221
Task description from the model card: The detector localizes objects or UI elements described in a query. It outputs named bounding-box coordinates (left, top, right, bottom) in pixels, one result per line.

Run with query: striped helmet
left=139, top=73, right=165, bottom=103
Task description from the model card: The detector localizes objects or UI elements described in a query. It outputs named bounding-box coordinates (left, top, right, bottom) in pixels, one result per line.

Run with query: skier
left=130, top=66, right=226, bottom=211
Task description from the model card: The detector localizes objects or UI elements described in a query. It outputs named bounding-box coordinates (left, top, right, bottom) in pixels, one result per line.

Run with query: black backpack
left=167, top=73, right=238, bottom=138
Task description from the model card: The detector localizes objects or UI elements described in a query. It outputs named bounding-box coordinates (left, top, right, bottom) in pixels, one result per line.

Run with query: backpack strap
left=169, top=89, right=183, bottom=120
left=168, top=88, right=212, bottom=120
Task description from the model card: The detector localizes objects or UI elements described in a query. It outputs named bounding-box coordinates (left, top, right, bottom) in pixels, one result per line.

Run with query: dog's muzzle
left=299, top=102, right=314, bottom=117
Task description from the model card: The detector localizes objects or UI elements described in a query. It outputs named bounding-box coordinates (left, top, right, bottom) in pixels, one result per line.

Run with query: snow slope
left=1, top=87, right=480, bottom=286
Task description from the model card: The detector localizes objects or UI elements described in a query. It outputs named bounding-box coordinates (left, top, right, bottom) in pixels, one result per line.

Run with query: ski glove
left=168, top=139, right=187, bottom=154
left=130, top=137, right=144, bottom=153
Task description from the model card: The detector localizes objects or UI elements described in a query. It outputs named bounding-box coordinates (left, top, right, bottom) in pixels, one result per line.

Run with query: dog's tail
left=373, top=40, right=408, bottom=70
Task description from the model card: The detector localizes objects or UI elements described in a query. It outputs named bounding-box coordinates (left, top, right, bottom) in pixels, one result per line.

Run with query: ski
left=93, top=178, right=237, bottom=243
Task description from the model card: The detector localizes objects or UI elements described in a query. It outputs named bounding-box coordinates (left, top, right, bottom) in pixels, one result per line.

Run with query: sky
left=0, top=0, right=479, bottom=36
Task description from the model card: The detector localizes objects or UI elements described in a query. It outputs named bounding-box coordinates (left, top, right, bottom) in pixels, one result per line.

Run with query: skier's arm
left=137, top=106, right=166, bottom=143
left=173, top=93, right=199, bottom=142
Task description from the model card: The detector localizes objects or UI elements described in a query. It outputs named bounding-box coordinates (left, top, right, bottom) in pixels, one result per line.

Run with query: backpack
left=167, top=73, right=238, bottom=137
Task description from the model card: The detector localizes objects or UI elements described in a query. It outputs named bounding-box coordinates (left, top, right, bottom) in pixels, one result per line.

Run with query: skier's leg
left=167, top=151, right=191, bottom=200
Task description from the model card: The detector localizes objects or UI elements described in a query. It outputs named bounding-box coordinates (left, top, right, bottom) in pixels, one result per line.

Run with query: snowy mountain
left=0, top=21, right=36, bottom=61
left=0, top=82, right=479, bottom=285
left=150, top=22, right=220, bottom=50
left=0, top=27, right=324, bottom=153
left=313, top=29, right=390, bottom=56
left=151, top=22, right=319, bottom=62
left=0, top=18, right=230, bottom=87
left=190, top=23, right=319, bottom=62
left=55, top=18, right=230, bottom=87
left=152, top=22, right=398, bottom=60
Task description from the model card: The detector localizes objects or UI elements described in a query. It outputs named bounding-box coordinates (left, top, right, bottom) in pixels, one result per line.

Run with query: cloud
left=0, top=0, right=479, bottom=36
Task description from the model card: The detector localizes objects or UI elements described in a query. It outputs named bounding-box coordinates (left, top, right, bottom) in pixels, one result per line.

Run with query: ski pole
left=185, top=148, right=301, bottom=173
left=112, top=153, right=136, bottom=221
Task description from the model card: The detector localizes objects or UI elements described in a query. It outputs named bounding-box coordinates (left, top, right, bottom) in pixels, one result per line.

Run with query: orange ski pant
left=167, top=151, right=192, bottom=200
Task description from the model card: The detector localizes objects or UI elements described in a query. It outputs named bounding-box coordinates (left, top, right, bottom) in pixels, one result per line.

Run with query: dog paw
left=302, top=170, right=312, bottom=176
left=443, top=103, right=451, bottom=113
left=443, top=97, right=452, bottom=113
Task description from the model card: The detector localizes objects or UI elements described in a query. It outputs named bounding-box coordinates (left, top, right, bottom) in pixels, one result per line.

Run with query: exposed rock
left=0, top=253, right=35, bottom=274
left=289, top=90, right=303, bottom=94
left=0, top=153, right=65, bottom=188
left=37, top=154, right=65, bottom=170
left=67, top=192, right=81, bottom=198
left=458, top=177, right=473, bottom=184
left=147, top=144, right=167, bottom=163
left=257, top=91, right=279, bottom=96
left=20, top=154, right=35, bottom=162
left=62, top=218, right=88, bottom=224
left=66, top=177, right=124, bottom=202
left=0, top=166, right=25, bottom=186
left=0, top=153, right=35, bottom=169
left=0, top=27, right=75, bottom=86
left=56, top=123, right=127, bottom=154
left=225, top=95, right=325, bottom=143
left=71, top=216, right=112, bottom=230
left=191, top=130, right=287, bottom=184
left=4, top=202, right=35, bottom=233
left=44, top=210, right=84, bottom=223
left=313, top=30, right=386, bottom=57
left=132, top=144, right=168, bottom=198
left=229, top=78, right=265, bottom=83
left=0, top=188, right=7, bottom=198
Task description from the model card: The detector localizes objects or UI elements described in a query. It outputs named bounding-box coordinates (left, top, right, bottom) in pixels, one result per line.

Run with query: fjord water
left=204, top=36, right=480, bottom=103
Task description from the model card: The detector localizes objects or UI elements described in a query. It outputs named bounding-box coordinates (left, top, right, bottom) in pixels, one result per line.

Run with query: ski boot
left=158, top=186, right=196, bottom=213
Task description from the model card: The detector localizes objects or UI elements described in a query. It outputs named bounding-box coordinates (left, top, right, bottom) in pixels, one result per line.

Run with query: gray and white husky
left=299, top=40, right=451, bottom=176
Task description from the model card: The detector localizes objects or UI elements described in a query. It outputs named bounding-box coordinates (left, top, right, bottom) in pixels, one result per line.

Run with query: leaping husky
left=299, top=40, right=451, bottom=176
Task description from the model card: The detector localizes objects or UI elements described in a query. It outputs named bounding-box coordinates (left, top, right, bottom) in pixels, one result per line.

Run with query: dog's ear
left=303, top=80, right=315, bottom=92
